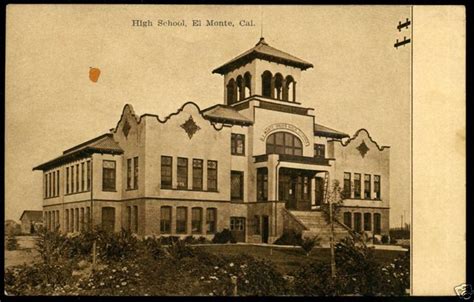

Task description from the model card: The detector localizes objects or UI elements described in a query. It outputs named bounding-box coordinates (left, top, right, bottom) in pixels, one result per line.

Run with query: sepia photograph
left=4, top=4, right=465, bottom=297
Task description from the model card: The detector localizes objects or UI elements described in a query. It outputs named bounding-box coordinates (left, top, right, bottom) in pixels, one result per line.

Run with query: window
left=76, top=164, right=79, bottom=193
left=343, top=173, right=352, bottom=198
left=266, top=132, right=303, bottom=156
left=127, top=206, right=132, bottom=231
left=364, top=174, right=371, bottom=199
left=86, top=160, right=91, bottom=191
left=231, top=171, right=244, bottom=201
left=261, top=70, right=272, bottom=98
left=374, top=175, right=381, bottom=199
left=257, top=168, right=268, bottom=201
left=75, top=208, right=79, bottom=232
left=354, top=213, right=362, bottom=233
left=52, top=172, right=55, bottom=197
left=374, top=213, right=381, bottom=235
left=227, top=78, right=237, bottom=105
left=65, top=209, right=69, bottom=232
left=133, top=157, right=139, bottom=189
left=354, top=173, right=361, bottom=198
left=314, top=144, right=326, bottom=158
left=85, top=207, right=90, bottom=231
left=49, top=173, right=52, bottom=197
left=231, top=134, right=245, bottom=155
left=160, top=206, right=171, bottom=234
left=177, top=158, right=188, bottom=189
left=71, top=166, right=74, bottom=193
left=176, top=207, right=187, bottom=234
left=127, top=159, right=132, bottom=190
left=254, top=215, right=261, bottom=235
left=133, top=205, right=138, bottom=233
left=192, top=159, right=203, bottom=190
left=80, top=208, right=85, bottom=231
left=302, top=176, right=310, bottom=200
left=192, top=207, right=203, bottom=234
left=81, top=163, right=85, bottom=192
left=230, top=217, right=245, bottom=231
left=44, top=174, right=48, bottom=198
left=206, top=208, right=217, bottom=234
left=364, top=213, right=372, bottom=231
left=102, top=160, right=116, bottom=191
left=343, top=212, right=352, bottom=228
left=56, top=171, right=60, bottom=196
left=66, top=167, right=69, bottom=194
left=161, top=156, right=172, bottom=189
left=207, top=161, right=218, bottom=191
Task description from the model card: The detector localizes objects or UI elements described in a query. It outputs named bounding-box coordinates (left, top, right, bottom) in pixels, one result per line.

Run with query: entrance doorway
left=230, top=217, right=246, bottom=242
left=262, top=216, right=269, bottom=243
left=101, top=207, right=116, bottom=232
left=279, top=168, right=314, bottom=211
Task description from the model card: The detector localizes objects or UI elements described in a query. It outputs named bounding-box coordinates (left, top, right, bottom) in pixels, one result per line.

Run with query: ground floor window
left=192, top=207, right=203, bottom=234
left=257, top=168, right=268, bottom=201
left=364, top=213, right=372, bottom=231
left=101, top=207, right=115, bottom=233
left=206, top=208, right=217, bottom=234
left=254, top=215, right=260, bottom=235
left=176, top=207, right=187, bottom=234
left=354, top=212, right=362, bottom=233
left=160, top=206, right=171, bottom=234
left=230, top=217, right=246, bottom=242
left=374, top=213, right=382, bottom=235
left=343, top=212, right=352, bottom=228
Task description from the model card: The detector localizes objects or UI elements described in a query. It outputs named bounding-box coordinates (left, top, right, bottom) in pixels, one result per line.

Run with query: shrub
left=197, top=236, right=211, bottom=244
left=159, top=236, right=180, bottom=245
left=212, top=229, right=236, bottom=244
left=300, top=236, right=321, bottom=256
left=165, top=240, right=195, bottom=260
left=381, top=235, right=389, bottom=244
left=6, top=234, right=19, bottom=251
left=390, top=237, right=398, bottom=245
left=273, top=230, right=303, bottom=246
left=293, top=261, right=341, bottom=296
left=143, top=237, right=165, bottom=260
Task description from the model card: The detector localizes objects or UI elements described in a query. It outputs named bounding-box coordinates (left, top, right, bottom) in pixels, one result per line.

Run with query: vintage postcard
left=4, top=4, right=466, bottom=297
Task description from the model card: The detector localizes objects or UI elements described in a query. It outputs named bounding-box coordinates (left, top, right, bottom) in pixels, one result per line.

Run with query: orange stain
left=89, top=67, right=101, bottom=83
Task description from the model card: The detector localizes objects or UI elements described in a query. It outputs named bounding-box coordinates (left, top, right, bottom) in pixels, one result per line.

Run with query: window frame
left=192, top=159, right=203, bottom=190
left=230, top=171, right=244, bottom=202
left=176, top=206, right=188, bottom=234
left=266, top=132, right=303, bottom=156
left=231, top=133, right=245, bottom=155
left=207, top=160, right=218, bottom=192
left=314, top=143, right=326, bottom=158
left=191, top=207, right=203, bottom=234
left=161, top=156, right=173, bottom=189
left=102, top=160, right=117, bottom=192
left=206, top=208, right=217, bottom=234
left=177, top=157, right=188, bottom=190
left=160, top=206, right=172, bottom=234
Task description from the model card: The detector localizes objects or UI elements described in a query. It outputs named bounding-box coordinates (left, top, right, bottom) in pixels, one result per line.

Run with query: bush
left=300, top=236, right=321, bottom=256
left=273, top=230, right=303, bottom=246
left=293, top=261, right=341, bottom=296
left=143, top=237, right=165, bottom=260
left=159, top=236, right=180, bottom=245
left=6, top=235, right=19, bottom=251
left=381, top=235, right=389, bottom=244
left=165, top=240, right=195, bottom=260
left=390, top=237, right=398, bottom=245
left=212, top=229, right=236, bottom=244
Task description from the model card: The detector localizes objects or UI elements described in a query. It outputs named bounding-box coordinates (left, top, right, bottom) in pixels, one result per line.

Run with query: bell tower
left=212, top=38, right=313, bottom=106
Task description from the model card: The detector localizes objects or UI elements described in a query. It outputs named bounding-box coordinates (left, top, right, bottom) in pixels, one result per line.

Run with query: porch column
left=310, top=177, right=316, bottom=208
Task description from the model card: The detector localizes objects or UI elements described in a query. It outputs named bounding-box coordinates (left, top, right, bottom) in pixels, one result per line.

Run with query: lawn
left=195, top=244, right=404, bottom=274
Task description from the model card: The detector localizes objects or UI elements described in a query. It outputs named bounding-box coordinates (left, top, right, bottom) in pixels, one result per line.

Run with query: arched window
left=227, top=78, right=237, bottom=105
left=343, top=212, right=352, bottom=228
left=266, top=132, right=303, bottom=156
left=261, top=71, right=272, bottom=98
left=236, top=75, right=244, bottom=101
left=284, top=76, right=295, bottom=102
left=274, top=73, right=284, bottom=100
left=244, top=72, right=251, bottom=98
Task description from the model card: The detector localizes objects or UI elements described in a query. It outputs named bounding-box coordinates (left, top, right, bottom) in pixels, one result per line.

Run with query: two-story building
left=33, top=37, right=390, bottom=243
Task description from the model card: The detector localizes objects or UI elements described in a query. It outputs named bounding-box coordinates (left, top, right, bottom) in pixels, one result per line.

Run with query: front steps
left=289, top=210, right=350, bottom=244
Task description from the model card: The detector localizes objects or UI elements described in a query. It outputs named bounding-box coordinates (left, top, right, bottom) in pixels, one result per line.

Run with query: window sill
left=231, top=153, right=246, bottom=157
left=126, top=188, right=138, bottom=191
left=161, top=187, right=220, bottom=193
left=64, top=190, right=90, bottom=197
left=231, top=199, right=244, bottom=203
left=102, top=189, right=117, bottom=192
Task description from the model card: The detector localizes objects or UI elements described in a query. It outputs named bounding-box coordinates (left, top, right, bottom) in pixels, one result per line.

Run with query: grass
left=195, top=244, right=404, bottom=274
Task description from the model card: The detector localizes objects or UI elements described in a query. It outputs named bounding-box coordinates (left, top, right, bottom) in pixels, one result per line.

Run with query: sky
left=5, top=5, right=411, bottom=226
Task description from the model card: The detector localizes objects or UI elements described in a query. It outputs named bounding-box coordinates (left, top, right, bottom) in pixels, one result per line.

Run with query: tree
left=320, top=179, right=344, bottom=278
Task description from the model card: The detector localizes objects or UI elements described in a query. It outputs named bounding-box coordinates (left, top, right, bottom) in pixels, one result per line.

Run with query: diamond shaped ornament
left=356, top=140, right=370, bottom=158
left=122, top=120, right=131, bottom=138
left=180, top=116, right=200, bottom=139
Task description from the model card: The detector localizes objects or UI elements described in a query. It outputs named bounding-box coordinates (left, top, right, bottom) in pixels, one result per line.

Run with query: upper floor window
left=231, top=171, right=244, bottom=202
left=257, top=168, right=268, bottom=201
left=177, top=157, right=188, bottom=189
left=266, top=132, right=302, bottom=156
left=314, top=144, right=326, bottom=158
left=127, top=158, right=132, bottom=190
left=66, top=167, right=70, bottom=194
left=102, top=160, right=116, bottom=191
left=364, top=174, right=371, bottom=199
left=354, top=173, right=361, bottom=199
left=133, top=157, right=139, bottom=189
left=374, top=175, right=381, bottom=199
left=161, top=156, right=172, bottom=189
left=76, top=164, right=79, bottom=193
left=261, top=70, right=273, bottom=98
left=86, top=160, right=91, bottom=191
left=81, top=163, right=85, bottom=192
left=343, top=172, right=351, bottom=198
left=227, top=78, right=237, bottom=105
left=192, top=159, right=203, bottom=190
left=231, top=134, right=245, bottom=155
left=207, top=161, right=218, bottom=191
